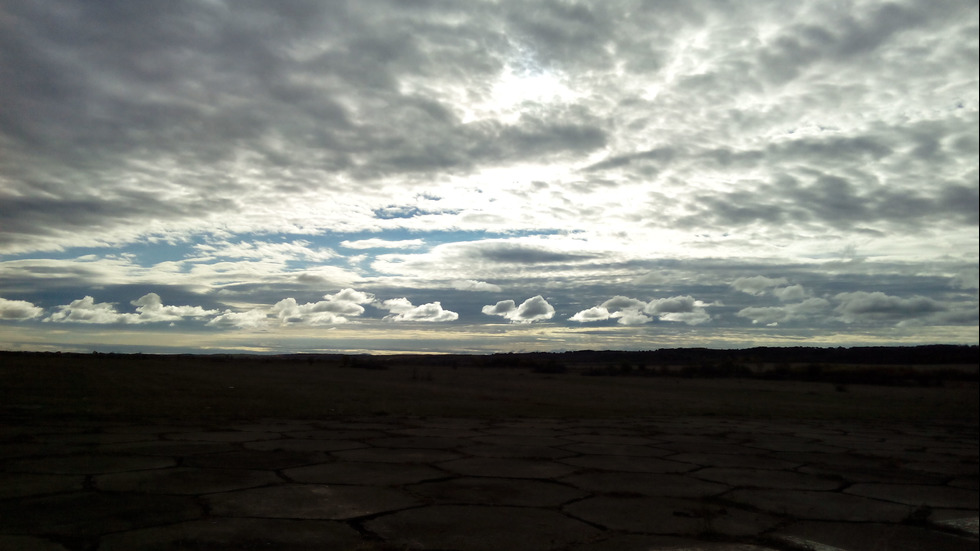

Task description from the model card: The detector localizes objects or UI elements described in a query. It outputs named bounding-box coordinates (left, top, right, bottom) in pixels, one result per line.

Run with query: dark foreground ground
left=0, top=351, right=977, bottom=550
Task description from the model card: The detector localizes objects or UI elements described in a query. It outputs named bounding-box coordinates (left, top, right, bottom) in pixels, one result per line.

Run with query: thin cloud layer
left=0, top=0, right=976, bottom=352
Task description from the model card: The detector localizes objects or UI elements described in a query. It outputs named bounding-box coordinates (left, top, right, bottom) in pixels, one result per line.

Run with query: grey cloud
left=833, top=291, right=946, bottom=323
left=732, top=276, right=789, bottom=296
left=470, top=243, right=596, bottom=264
left=0, top=297, right=44, bottom=320
left=737, top=298, right=832, bottom=326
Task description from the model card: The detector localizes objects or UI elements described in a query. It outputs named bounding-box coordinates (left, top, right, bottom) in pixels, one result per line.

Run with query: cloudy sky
left=1, top=0, right=977, bottom=354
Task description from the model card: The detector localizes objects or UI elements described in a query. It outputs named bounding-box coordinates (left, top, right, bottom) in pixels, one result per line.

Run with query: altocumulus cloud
left=378, top=298, right=458, bottom=322
left=482, top=296, right=555, bottom=323
left=570, top=296, right=711, bottom=326
left=45, top=294, right=216, bottom=325
left=0, top=297, right=44, bottom=320
left=270, top=289, right=376, bottom=326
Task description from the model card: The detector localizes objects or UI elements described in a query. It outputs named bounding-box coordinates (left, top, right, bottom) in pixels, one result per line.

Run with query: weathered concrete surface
left=0, top=416, right=976, bottom=550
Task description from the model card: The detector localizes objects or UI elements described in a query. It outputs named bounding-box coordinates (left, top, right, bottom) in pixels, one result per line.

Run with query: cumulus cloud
left=571, top=295, right=711, bottom=326
left=482, top=296, right=555, bottom=323
left=732, top=276, right=789, bottom=296
left=378, top=298, right=458, bottom=322
left=207, top=309, right=269, bottom=329
left=270, top=288, right=375, bottom=325
left=44, top=293, right=217, bottom=325
left=130, top=293, right=217, bottom=323
left=737, top=298, right=832, bottom=326
left=833, top=291, right=946, bottom=324
left=45, top=297, right=125, bottom=324
left=451, top=280, right=503, bottom=293
left=0, top=297, right=44, bottom=320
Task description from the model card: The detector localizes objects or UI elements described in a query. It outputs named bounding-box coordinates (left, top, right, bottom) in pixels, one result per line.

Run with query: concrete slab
left=284, top=461, right=446, bottom=485
left=845, top=482, right=980, bottom=509
left=560, top=454, right=696, bottom=473
left=364, top=505, right=601, bottom=551
left=665, top=452, right=801, bottom=470
left=692, top=467, right=841, bottom=490
left=0, top=491, right=201, bottom=537
left=408, top=476, right=587, bottom=506
left=569, top=535, right=778, bottom=551
left=3, top=454, right=175, bottom=475
left=97, top=518, right=364, bottom=551
left=243, top=437, right=368, bottom=452
left=772, top=520, right=979, bottom=551
left=332, top=446, right=463, bottom=463
left=0, top=473, right=85, bottom=499
left=0, top=535, right=70, bottom=551
left=94, top=467, right=280, bottom=494
left=563, top=495, right=778, bottom=537
left=182, top=448, right=331, bottom=470
left=205, top=484, right=419, bottom=519
left=440, top=456, right=579, bottom=479
left=459, top=443, right=575, bottom=459
left=559, top=471, right=730, bottom=498
left=725, top=488, right=913, bottom=522
left=164, top=430, right=280, bottom=442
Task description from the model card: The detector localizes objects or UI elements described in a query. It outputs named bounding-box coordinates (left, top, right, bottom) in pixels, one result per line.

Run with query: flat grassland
left=1, top=351, right=977, bottom=426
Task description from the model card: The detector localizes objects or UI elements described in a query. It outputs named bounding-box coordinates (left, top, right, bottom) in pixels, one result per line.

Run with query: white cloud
left=45, top=296, right=125, bottom=324
left=269, top=288, right=376, bottom=325
left=341, top=238, right=426, bottom=249
left=0, top=297, right=44, bottom=320
left=482, top=295, right=555, bottom=323
left=572, top=295, right=712, bottom=326
left=451, top=280, right=503, bottom=292
left=207, top=309, right=269, bottom=329
left=569, top=306, right=610, bottom=323
left=131, top=293, right=217, bottom=323
left=45, top=293, right=219, bottom=325
left=378, top=298, right=459, bottom=322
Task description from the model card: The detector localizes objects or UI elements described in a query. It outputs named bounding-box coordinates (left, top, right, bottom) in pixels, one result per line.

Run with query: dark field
left=2, top=349, right=977, bottom=425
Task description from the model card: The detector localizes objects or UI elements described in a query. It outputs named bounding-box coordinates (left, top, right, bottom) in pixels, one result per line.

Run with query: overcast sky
left=1, top=0, right=977, bottom=354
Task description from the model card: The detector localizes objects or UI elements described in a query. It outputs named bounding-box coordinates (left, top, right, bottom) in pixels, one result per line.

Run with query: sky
left=1, top=0, right=977, bottom=354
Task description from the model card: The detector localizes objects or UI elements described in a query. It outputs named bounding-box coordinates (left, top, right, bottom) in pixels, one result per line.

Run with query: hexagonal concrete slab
left=365, top=505, right=601, bottom=551
left=205, top=484, right=419, bottom=519
left=97, top=518, right=364, bottom=551
left=409, top=476, right=587, bottom=506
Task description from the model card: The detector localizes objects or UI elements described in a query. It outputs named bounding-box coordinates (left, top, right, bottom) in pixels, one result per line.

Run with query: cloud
left=207, top=309, right=268, bottom=330
left=0, top=297, right=44, bottom=320
left=571, top=295, right=712, bottom=326
left=451, top=280, right=503, bottom=293
left=737, top=298, right=832, bottom=326
left=130, top=293, right=217, bottom=323
left=45, top=297, right=125, bottom=324
left=341, top=239, right=425, bottom=250
left=833, top=291, right=946, bottom=324
left=482, top=296, right=555, bottom=323
left=732, top=276, right=789, bottom=296
left=270, top=288, right=376, bottom=325
left=378, top=298, right=459, bottom=322
left=44, top=293, right=218, bottom=325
